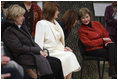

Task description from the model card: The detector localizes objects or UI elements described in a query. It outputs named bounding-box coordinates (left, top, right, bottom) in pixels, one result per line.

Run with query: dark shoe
left=112, top=77, right=117, bottom=79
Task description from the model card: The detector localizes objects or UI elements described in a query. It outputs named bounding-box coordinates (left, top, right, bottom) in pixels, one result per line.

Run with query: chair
left=3, top=42, right=40, bottom=79
left=78, top=39, right=107, bottom=79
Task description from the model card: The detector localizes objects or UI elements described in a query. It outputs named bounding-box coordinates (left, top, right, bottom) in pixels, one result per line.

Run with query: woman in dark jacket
left=2, top=5, right=64, bottom=79
left=20, top=1, right=42, bottom=37
left=104, top=1, right=117, bottom=43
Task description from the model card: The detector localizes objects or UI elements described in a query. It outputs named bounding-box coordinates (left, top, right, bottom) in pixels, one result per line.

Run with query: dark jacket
left=2, top=20, right=42, bottom=65
left=104, top=5, right=117, bottom=36
left=20, top=3, right=42, bottom=37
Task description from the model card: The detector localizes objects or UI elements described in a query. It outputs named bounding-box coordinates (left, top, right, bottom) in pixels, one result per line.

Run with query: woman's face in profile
left=81, top=14, right=91, bottom=25
left=15, top=15, right=25, bottom=25
left=54, top=9, right=59, bottom=19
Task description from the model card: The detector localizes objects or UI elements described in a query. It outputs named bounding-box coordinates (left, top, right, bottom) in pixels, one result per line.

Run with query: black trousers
left=40, top=56, right=64, bottom=79
left=86, top=43, right=117, bottom=77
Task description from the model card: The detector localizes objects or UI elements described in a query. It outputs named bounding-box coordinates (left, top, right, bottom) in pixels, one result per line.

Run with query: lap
left=86, top=48, right=108, bottom=58
left=85, top=43, right=117, bottom=58
left=51, top=51, right=76, bottom=58
left=46, top=56, right=61, bottom=66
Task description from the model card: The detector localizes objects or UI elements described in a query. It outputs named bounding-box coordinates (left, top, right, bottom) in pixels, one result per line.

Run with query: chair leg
left=101, top=60, right=105, bottom=79
left=97, top=60, right=101, bottom=79
left=80, top=59, right=84, bottom=79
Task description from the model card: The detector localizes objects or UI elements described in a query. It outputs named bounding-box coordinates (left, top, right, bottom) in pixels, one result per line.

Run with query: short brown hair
left=42, top=2, right=59, bottom=21
left=78, top=8, right=91, bottom=20
left=4, top=4, right=25, bottom=21
left=62, top=9, right=78, bottom=33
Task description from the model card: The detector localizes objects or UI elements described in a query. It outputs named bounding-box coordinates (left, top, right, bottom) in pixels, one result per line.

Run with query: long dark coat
left=104, top=5, right=117, bottom=36
left=2, top=20, right=46, bottom=66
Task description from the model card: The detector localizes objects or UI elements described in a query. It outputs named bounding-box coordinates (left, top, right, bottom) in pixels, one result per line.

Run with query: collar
left=18, top=25, right=22, bottom=29
left=82, top=22, right=92, bottom=28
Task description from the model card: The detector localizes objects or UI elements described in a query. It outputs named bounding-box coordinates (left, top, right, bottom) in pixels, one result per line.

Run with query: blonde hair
left=78, top=8, right=91, bottom=20
left=4, top=5, right=25, bottom=21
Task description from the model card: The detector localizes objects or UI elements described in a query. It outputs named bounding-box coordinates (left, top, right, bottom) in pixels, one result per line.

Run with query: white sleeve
left=34, top=21, right=45, bottom=49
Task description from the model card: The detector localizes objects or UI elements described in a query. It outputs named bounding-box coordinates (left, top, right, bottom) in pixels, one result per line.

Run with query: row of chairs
left=3, top=39, right=108, bottom=79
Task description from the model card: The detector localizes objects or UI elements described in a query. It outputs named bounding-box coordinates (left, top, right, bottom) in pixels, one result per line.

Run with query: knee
left=54, top=58, right=61, bottom=64
left=7, top=61, right=24, bottom=78
left=107, top=43, right=116, bottom=47
left=7, top=61, right=21, bottom=69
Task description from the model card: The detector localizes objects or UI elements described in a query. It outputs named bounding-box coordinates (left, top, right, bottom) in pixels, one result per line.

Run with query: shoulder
left=92, top=21, right=101, bottom=25
left=78, top=24, right=85, bottom=30
left=5, top=24, right=18, bottom=32
left=78, top=25, right=85, bottom=34
left=37, top=20, right=47, bottom=25
left=3, top=26, right=15, bottom=38
left=36, top=20, right=49, bottom=29
left=32, top=3, right=40, bottom=8
left=54, top=20, right=60, bottom=25
left=92, top=21, right=104, bottom=29
left=2, top=21, right=16, bottom=32
left=106, top=5, right=112, bottom=9
left=4, top=27, right=12, bottom=32
left=105, top=5, right=113, bottom=12
left=2, top=21, right=18, bottom=40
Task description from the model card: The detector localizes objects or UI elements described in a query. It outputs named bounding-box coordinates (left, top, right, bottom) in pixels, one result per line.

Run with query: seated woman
left=78, top=8, right=117, bottom=78
left=58, top=9, right=78, bottom=40
left=34, top=2, right=81, bottom=79
left=2, top=5, right=64, bottom=79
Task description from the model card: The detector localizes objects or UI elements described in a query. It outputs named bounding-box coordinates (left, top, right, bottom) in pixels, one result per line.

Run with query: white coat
left=35, top=20, right=81, bottom=76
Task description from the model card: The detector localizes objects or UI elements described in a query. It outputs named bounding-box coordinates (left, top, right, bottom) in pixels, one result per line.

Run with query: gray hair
left=4, top=4, right=25, bottom=21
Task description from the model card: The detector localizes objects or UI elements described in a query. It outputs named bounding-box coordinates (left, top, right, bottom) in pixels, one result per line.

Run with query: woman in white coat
left=35, top=2, right=81, bottom=79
